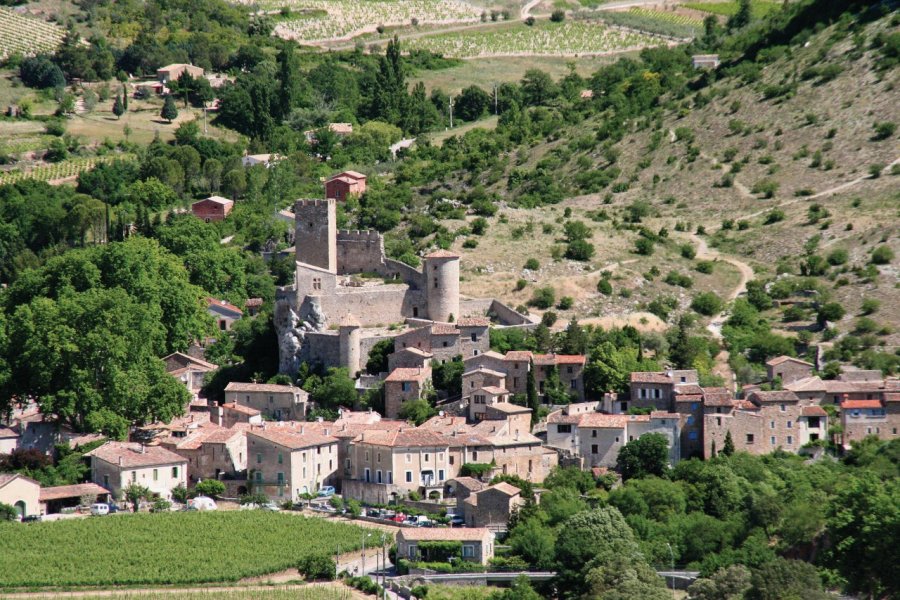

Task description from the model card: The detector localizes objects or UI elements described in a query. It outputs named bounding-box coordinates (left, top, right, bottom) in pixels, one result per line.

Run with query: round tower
left=424, top=250, right=460, bottom=323
left=338, top=314, right=362, bottom=377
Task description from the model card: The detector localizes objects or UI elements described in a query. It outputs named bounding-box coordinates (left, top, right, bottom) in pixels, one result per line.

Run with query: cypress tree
left=722, top=430, right=735, bottom=456
left=112, top=95, right=124, bottom=119
left=122, top=84, right=128, bottom=110
left=161, top=94, right=178, bottom=123
left=526, top=360, right=539, bottom=425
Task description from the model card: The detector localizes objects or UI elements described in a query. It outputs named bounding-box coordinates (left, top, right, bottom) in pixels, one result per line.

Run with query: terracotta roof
left=801, top=406, right=828, bottom=417
left=555, top=355, right=586, bottom=365
left=398, top=528, right=492, bottom=542
left=675, top=384, right=703, bottom=395
left=225, top=382, right=302, bottom=394
left=841, top=400, right=883, bottom=409
left=431, top=324, right=460, bottom=335
left=385, top=368, right=430, bottom=383
left=784, top=376, right=827, bottom=393
left=580, top=89, right=593, bottom=98
left=222, top=402, right=261, bottom=416
left=579, top=413, right=648, bottom=428
left=824, top=381, right=888, bottom=394
left=196, top=195, right=233, bottom=207
left=650, top=411, right=680, bottom=419
left=547, top=412, right=581, bottom=425
left=674, top=394, right=703, bottom=402
left=330, top=124, right=355, bottom=135
left=748, top=390, right=800, bottom=403
left=356, top=429, right=449, bottom=448
left=464, top=367, right=506, bottom=379
left=424, top=249, right=459, bottom=259
left=478, top=386, right=509, bottom=396
left=39, top=483, right=110, bottom=502
left=206, top=297, right=243, bottom=315
left=766, top=355, right=813, bottom=367
left=486, top=402, right=529, bottom=414
left=420, top=415, right=468, bottom=430
left=485, top=482, right=521, bottom=496
left=734, top=400, right=759, bottom=410
left=248, top=427, right=337, bottom=450
left=703, top=388, right=734, bottom=407
left=245, top=298, right=263, bottom=308
left=457, top=317, right=490, bottom=327
left=397, top=347, right=433, bottom=358
left=0, top=426, right=18, bottom=438
left=504, top=351, right=533, bottom=362
left=630, top=372, right=673, bottom=384
left=86, top=442, right=187, bottom=468
left=886, top=392, right=900, bottom=403
left=452, top=477, right=486, bottom=492
left=163, top=351, right=217, bottom=372
left=0, top=473, right=39, bottom=489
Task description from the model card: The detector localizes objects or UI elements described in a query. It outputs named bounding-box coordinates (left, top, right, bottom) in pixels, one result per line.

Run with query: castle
left=275, top=199, right=532, bottom=378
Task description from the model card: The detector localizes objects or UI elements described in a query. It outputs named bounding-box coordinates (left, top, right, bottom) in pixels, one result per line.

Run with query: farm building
left=692, top=54, right=720, bottom=69
left=157, top=63, right=204, bottom=83
left=206, top=298, right=243, bottom=332
left=325, top=170, right=367, bottom=201
left=191, top=196, right=233, bottom=222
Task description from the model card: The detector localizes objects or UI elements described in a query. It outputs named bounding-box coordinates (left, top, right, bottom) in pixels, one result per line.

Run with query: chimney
left=316, top=417, right=324, bottom=423
left=140, top=444, right=146, bottom=454
left=118, top=456, right=123, bottom=466
left=439, top=410, right=445, bottom=417
left=300, top=425, right=305, bottom=434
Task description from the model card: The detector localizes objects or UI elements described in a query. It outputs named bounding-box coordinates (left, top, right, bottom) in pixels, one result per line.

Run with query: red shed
left=192, top=196, right=234, bottom=222
left=324, top=170, right=366, bottom=201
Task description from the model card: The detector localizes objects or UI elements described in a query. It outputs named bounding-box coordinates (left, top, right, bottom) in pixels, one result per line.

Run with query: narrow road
left=521, top=0, right=542, bottom=19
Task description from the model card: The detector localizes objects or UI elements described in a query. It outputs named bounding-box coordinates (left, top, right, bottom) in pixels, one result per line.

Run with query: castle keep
left=275, top=199, right=530, bottom=377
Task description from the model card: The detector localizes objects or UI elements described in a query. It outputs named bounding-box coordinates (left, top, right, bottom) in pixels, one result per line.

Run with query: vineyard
left=595, top=7, right=702, bottom=39
left=74, top=589, right=353, bottom=600
left=256, top=0, right=481, bottom=43
left=0, top=512, right=382, bottom=588
left=682, top=1, right=781, bottom=18
left=405, top=21, right=664, bottom=58
left=0, top=6, right=64, bottom=59
left=0, top=154, right=135, bottom=186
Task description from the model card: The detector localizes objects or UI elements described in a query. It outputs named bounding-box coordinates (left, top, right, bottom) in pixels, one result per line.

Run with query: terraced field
left=405, top=21, right=665, bottom=58
left=683, top=1, right=781, bottom=18
left=257, top=0, right=481, bottom=43
left=0, top=6, right=64, bottom=59
left=598, top=7, right=703, bottom=38
left=0, top=154, right=135, bottom=185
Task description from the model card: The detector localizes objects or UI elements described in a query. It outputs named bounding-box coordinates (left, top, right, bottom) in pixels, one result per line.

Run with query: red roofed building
left=840, top=396, right=899, bottom=448
left=206, top=297, right=243, bottom=332
left=247, top=423, right=339, bottom=500
left=384, top=366, right=433, bottom=419
left=325, top=170, right=366, bottom=201
left=85, top=442, right=188, bottom=501
left=192, top=196, right=233, bottom=222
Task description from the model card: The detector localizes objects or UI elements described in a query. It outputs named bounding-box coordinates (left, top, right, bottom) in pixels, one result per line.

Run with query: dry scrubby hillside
left=445, top=12, right=898, bottom=346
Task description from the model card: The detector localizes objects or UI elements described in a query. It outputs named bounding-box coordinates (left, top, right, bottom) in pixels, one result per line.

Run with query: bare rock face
left=276, top=304, right=303, bottom=374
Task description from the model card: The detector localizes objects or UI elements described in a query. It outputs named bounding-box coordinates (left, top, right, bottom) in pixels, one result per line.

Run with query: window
left=424, top=453, right=430, bottom=462
left=278, top=453, right=283, bottom=464
left=557, top=424, right=572, bottom=433
left=471, top=333, right=477, bottom=342
left=438, top=469, right=445, bottom=481
left=472, top=451, right=478, bottom=461
left=686, top=416, right=694, bottom=425
left=691, top=403, right=698, bottom=411
left=688, top=431, right=698, bottom=440
left=716, top=417, right=721, bottom=426
left=770, top=436, right=776, bottom=445
left=442, top=341, right=448, bottom=348
left=786, top=436, right=793, bottom=445
left=277, top=472, right=284, bottom=484
left=513, top=377, right=519, bottom=387
left=172, top=467, right=179, bottom=478
left=808, top=417, right=820, bottom=428
left=567, top=366, right=573, bottom=374
left=402, top=382, right=411, bottom=392
left=654, top=388, right=661, bottom=399
left=406, top=453, right=411, bottom=463
left=388, top=472, right=393, bottom=484
left=412, top=307, right=419, bottom=317
left=103, top=475, right=109, bottom=487
left=615, top=436, right=620, bottom=443
left=255, top=471, right=262, bottom=483
left=408, top=545, right=417, bottom=560
left=746, top=434, right=754, bottom=444
left=787, top=421, right=792, bottom=429
left=364, top=468, right=371, bottom=482
left=153, top=469, right=158, bottom=481
left=780, top=404, right=786, bottom=412
left=591, top=444, right=598, bottom=454
left=377, top=453, right=381, bottom=463
left=257, top=453, right=262, bottom=464
left=269, top=395, right=274, bottom=403
left=571, top=379, right=577, bottom=389
left=640, top=389, right=647, bottom=399
left=433, top=277, right=439, bottom=288
left=462, top=545, right=474, bottom=558
left=680, top=376, right=686, bottom=383
left=592, top=430, right=597, bottom=438
left=376, top=471, right=382, bottom=484
left=439, top=453, right=444, bottom=461
left=770, top=421, right=775, bottom=429
left=312, top=278, right=321, bottom=290
left=406, top=471, right=413, bottom=483
left=345, top=458, right=351, bottom=469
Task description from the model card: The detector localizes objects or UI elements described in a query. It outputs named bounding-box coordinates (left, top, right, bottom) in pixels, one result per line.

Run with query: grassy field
left=405, top=20, right=664, bottom=58
left=0, top=512, right=382, bottom=588
left=682, top=1, right=781, bottom=18
left=0, top=153, right=135, bottom=185
left=429, top=115, right=499, bottom=145
left=596, top=7, right=703, bottom=39
left=32, top=588, right=356, bottom=600
left=0, top=6, right=64, bottom=59
left=411, top=53, right=626, bottom=92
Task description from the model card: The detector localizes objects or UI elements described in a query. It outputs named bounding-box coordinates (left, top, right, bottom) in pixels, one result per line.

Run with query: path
left=521, top=0, right=541, bottom=19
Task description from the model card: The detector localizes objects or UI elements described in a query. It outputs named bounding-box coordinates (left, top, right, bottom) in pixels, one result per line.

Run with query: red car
left=389, top=513, right=407, bottom=523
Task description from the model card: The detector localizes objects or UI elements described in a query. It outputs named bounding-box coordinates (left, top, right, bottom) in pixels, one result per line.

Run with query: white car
left=90, top=503, right=110, bottom=516
left=186, top=496, right=217, bottom=511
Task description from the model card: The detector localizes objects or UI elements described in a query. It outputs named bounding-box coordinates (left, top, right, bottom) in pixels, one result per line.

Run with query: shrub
left=462, top=238, right=478, bottom=249
left=691, top=292, right=724, bottom=316
left=664, top=271, right=693, bottom=288
left=557, top=296, right=574, bottom=310
left=298, top=554, right=336, bottom=581
left=470, top=217, right=488, bottom=235
left=635, top=237, right=655, bottom=255
left=764, top=209, right=785, bottom=224
left=695, top=261, right=714, bottom=274
left=525, top=16, right=535, bottom=25
left=860, top=299, right=880, bottom=315
left=541, top=311, right=558, bottom=327
left=565, top=239, right=595, bottom=261
left=826, top=248, right=849, bottom=265
left=752, top=179, right=779, bottom=198
left=680, top=244, right=697, bottom=260
left=869, top=163, right=885, bottom=178
left=870, top=245, right=894, bottom=265
left=529, top=286, right=556, bottom=309
left=524, top=258, right=540, bottom=270
left=550, top=9, right=565, bottom=22
left=855, top=318, right=879, bottom=335
left=597, top=279, right=613, bottom=295
left=872, top=121, right=896, bottom=140
left=515, top=279, right=528, bottom=291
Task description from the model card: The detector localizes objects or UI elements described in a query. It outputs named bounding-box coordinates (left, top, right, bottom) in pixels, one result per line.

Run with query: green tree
left=687, top=565, right=752, bottom=600
left=399, top=398, right=436, bottom=426
left=297, top=554, right=336, bottom=581
left=728, top=0, right=752, bottom=29
left=193, top=479, right=226, bottom=498
left=616, top=433, right=670, bottom=481
left=526, top=360, right=539, bottom=423
left=722, top=430, right=735, bottom=456
left=0, top=503, right=18, bottom=521
left=365, top=338, right=394, bottom=375
left=124, top=481, right=151, bottom=512
left=490, top=576, right=543, bottom=600
left=161, top=95, right=178, bottom=123
left=747, top=558, right=829, bottom=600
left=307, top=368, right=357, bottom=413
left=112, top=94, right=125, bottom=119
left=584, top=342, right=659, bottom=396
left=508, top=516, right=557, bottom=570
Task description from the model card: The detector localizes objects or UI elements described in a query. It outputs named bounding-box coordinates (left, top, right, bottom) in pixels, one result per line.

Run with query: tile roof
left=39, top=483, right=110, bottom=502
left=675, top=384, right=704, bottom=395
left=420, top=415, right=468, bottom=430
left=198, top=196, right=233, bottom=207
left=547, top=412, right=581, bottom=425
left=431, top=324, right=460, bottom=335
left=486, top=402, right=529, bottom=414
left=206, top=297, right=243, bottom=315
left=504, top=351, right=533, bottom=362
left=784, top=376, right=827, bottom=393
left=766, top=355, right=813, bottom=367
left=245, top=298, right=264, bottom=308
left=329, top=124, right=355, bottom=135
left=479, top=386, right=510, bottom=396
left=225, top=382, right=302, bottom=394
left=398, top=528, right=491, bottom=542
left=801, top=406, right=828, bottom=417
left=222, top=402, right=261, bottom=416
left=579, top=413, right=648, bottom=428
left=485, top=482, right=521, bottom=496
left=357, top=429, right=450, bottom=448
left=824, top=381, right=888, bottom=394
left=397, top=347, right=433, bottom=357
left=747, top=390, right=800, bottom=403
left=452, top=477, right=486, bottom=492
left=424, top=249, right=459, bottom=259
left=248, top=427, right=337, bottom=450
left=650, top=411, right=681, bottom=419
left=0, top=426, right=18, bottom=438
left=885, top=392, right=900, bottom=403
left=463, top=367, right=506, bottom=379
left=163, top=351, right=218, bottom=371
left=0, top=473, right=39, bottom=489
left=457, top=317, right=490, bottom=327
left=385, top=368, right=430, bottom=382
left=841, top=400, right=883, bottom=409
left=630, top=372, right=673, bottom=384
left=702, top=388, right=734, bottom=407
left=555, top=355, right=586, bottom=365
left=86, top=442, right=187, bottom=468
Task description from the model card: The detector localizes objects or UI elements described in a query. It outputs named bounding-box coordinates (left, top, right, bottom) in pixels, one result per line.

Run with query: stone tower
left=424, top=249, right=460, bottom=323
left=338, top=314, right=361, bottom=377
left=294, top=199, right=336, bottom=273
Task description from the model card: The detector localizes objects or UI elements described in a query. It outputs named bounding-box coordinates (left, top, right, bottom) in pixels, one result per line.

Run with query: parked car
left=317, top=486, right=335, bottom=497
left=260, top=502, right=281, bottom=511
left=407, top=515, right=432, bottom=527
left=90, top=503, right=110, bottom=516
left=186, top=496, right=217, bottom=511
left=107, top=503, right=120, bottom=513
left=450, top=515, right=465, bottom=527
left=389, top=513, right=407, bottom=523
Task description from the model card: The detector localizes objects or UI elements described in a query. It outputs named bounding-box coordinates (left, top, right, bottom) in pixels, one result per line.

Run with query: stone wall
left=337, top=230, right=386, bottom=275
left=317, top=287, right=424, bottom=329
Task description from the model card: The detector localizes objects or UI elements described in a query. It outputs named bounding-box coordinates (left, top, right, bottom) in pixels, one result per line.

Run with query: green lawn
left=0, top=512, right=381, bottom=588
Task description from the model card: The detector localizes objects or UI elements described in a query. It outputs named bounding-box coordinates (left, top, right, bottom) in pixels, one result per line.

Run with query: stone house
left=457, top=318, right=491, bottom=358
left=396, top=528, right=495, bottom=565
left=840, top=396, right=900, bottom=448
left=468, top=386, right=511, bottom=422
left=691, top=54, right=720, bottom=69
left=163, top=352, right=217, bottom=403
left=0, top=425, right=19, bottom=454
left=546, top=411, right=681, bottom=468
left=85, top=442, right=188, bottom=501
left=157, top=63, right=204, bottom=83
left=224, top=382, right=309, bottom=421
left=247, top=425, right=338, bottom=501
left=164, top=426, right=248, bottom=483
left=344, top=428, right=452, bottom=503
left=0, top=474, right=40, bottom=518
left=462, top=482, right=525, bottom=531
left=448, top=476, right=486, bottom=509
left=191, top=196, right=233, bottom=222
left=387, top=347, right=433, bottom=371
left=533, top=354, right=587, bottom=402
left=766, top=356, right=815, bottom=385
left=384, top=367, right=432, bottom=419
left=325, top=170, right=367, bottom=201
left=207, top=298, right=243, bottom=332
left=215, top=402, right=263, bottom=428
left=628, top=370, right=700, bottom=412
left=241, top=153, right=281, bottom=168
